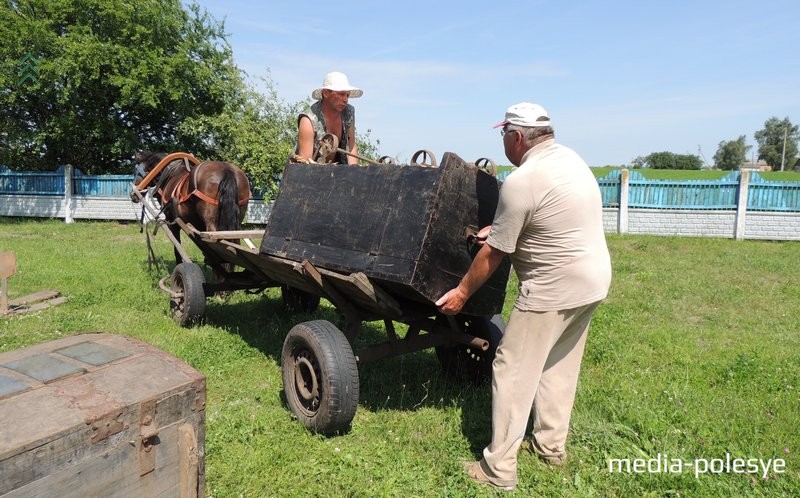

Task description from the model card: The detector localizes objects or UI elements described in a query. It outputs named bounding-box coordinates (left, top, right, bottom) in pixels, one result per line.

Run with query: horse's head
left=131, top=151, right=167, bottom=202
left=133, top=151, right=167, bottom=186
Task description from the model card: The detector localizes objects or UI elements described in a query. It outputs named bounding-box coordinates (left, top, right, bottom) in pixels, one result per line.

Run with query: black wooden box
left=259, top=152, right=510, bottom=315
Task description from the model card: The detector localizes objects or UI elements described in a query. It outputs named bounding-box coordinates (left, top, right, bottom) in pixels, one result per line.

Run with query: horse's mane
left=136, top=151, right=168, bottom=172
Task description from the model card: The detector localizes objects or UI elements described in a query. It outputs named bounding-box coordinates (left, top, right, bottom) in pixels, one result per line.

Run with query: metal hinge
left=139, top=399, right=159, bottom=476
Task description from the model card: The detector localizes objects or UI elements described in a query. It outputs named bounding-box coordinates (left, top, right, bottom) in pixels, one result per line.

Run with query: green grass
left=592, top=168, right=800, bottom=181
left=2, top=219, right=798, bottom=497
left=503, top=165, right=800, bottom=182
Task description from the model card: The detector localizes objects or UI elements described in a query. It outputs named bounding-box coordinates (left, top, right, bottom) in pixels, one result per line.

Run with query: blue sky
left=195, top=0, right=799, bottom=166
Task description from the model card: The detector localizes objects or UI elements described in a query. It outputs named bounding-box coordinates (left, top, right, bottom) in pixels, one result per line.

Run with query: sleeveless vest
left=298, top=101, right=355, bottom=164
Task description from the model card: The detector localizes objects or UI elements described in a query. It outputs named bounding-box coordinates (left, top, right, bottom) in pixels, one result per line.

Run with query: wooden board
left=0, top=333, right=206, bottom=497
left=259, top=153, right=511, bottom=316
left=0, top=252, right=15, bottom=279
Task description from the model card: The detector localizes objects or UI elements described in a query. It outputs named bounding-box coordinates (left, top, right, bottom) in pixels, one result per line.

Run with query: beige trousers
left=479, top=301, right=600, bottom=486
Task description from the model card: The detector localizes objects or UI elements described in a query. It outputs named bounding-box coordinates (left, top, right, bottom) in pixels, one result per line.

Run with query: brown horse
left=132, top=151, right=251, bottom=273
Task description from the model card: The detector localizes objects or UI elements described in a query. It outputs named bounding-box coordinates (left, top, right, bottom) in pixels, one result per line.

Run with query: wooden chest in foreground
left=0, top=333, right=206, bottom=497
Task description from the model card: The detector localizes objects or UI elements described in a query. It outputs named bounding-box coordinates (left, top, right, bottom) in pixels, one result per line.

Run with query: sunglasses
left=500, top=127, right=518, bottom=138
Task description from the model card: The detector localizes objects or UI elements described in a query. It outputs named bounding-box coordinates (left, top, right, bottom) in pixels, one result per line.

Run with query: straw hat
left=311, top=71, right=363, bottom=100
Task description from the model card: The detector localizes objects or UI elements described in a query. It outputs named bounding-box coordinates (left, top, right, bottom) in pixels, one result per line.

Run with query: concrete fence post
left=734, top=170, right=750, bottom=240
left=64, top=164, right=74, bottom=224
left=618, top=168, right=629, bottom=234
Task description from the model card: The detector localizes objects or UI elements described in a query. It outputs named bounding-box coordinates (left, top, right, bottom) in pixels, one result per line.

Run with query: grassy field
left=589, top=167, right=800, bottom=181
left=1, top=219, right=798, bottom=497
left=496, top=164, right=800, bottom=182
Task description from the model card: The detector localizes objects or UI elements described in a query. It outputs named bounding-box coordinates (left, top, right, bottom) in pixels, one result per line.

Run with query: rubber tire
left=170, top=262, right=206, bottom=327
left=281, top=320, right=359, bottom=435
left=435, top=314, right=506, bottom=385
left=280, top=285, right=321, bottom=313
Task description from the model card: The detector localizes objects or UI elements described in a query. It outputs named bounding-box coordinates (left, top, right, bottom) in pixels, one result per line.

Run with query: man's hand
left=475, top=225, right=492, bottom=246
left=435, top=236, right=507, bottom=316
left=435, top=286, right=469, bottom=315
left=289, top=154, right=313, bottom=164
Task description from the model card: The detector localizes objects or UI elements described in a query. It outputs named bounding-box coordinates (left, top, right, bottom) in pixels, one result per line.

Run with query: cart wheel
left=281, top=320, right=359, bottom=435
left=170, top=262, right=206, bottom=327
left=436, top=314, right=505, bottom=385
left=281, top=285, right=321, bottom=313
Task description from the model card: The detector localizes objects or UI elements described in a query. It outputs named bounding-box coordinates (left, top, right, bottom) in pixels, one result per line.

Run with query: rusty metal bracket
left=90, top=410, right=125, bottom=443
left=192, top=380, right=207, bottom=412
left=410, top=150, right=437, bottom=167
left=474, top=157, right=497, bottom=177
left=315, top=133, right=385, bottom=165
left=139, top=399, right=159, bottom=476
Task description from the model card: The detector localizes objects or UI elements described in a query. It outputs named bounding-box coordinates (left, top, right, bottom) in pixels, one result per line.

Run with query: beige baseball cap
left=493, top=102, right=551, bottom=128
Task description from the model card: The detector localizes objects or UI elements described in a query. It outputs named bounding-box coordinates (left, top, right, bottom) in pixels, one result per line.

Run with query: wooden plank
left=178, top=424, right=199, bottom=498
left=6, top=296, right=69, bottom=316
left=0, top=252, right=16, bottom=278
left=9, top=290, right=60, bottom=307
left=198, top=230, right=264, bottom=241
left=2, top=253, right=17, bottom=314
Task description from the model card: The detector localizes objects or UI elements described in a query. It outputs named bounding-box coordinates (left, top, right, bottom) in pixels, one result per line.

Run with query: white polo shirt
left=486, top=139, right=612, bottom=311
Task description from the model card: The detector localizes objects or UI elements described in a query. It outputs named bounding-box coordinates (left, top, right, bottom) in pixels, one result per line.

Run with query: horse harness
left=158, top=160, right=250, bottom=207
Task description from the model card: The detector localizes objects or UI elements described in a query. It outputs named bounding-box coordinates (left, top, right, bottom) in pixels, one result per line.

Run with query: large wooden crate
left=0, top=333, right=205, bottom=497
left=260, top=152, right=511, bottom=316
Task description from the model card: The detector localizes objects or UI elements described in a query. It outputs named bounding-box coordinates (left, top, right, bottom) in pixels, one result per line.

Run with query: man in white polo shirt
left=436, top=102, right=612, bottom=491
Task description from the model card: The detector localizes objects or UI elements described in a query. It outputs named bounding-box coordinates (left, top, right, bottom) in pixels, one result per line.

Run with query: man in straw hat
left=295, top=71, right=363, bottom=164
left=436, top=102, right=612, bottom=491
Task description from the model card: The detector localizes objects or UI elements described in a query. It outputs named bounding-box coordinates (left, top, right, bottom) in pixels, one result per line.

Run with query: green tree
left=179, top=75, right=303, bottom=197
left=713, top=135, right=751, bottom=171
left=754, top=117, right=799, bottom=171
left=645, top=151, right=702, bottom=170
left=0, top=0, right=240, bottom=173
left=630, top=155, right=647, bottom=169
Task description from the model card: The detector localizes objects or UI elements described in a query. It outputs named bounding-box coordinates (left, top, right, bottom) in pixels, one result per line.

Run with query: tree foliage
left=638, top=151, right=703, bottom=170
left=179, top=74, right=303, bottom=197
left=754, top=116, right=799, bottom=171
left=630, top=156, right=647, bottom=169
left=0, top=0, right=250, bottom=173
left=1, top=0, right=382, bottom=197
left=713, top=135, right=751, bottom=171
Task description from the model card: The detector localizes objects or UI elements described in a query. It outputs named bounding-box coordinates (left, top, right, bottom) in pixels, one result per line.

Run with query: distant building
left=740, top=159, right=771, bottom=172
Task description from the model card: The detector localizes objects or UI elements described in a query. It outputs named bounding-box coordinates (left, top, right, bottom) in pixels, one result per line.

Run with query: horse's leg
left=193, top=201, right=229, bottom=292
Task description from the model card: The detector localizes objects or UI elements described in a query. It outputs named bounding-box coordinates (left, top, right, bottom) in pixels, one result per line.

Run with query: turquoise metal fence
left=494, top=167, right=622, bottom=205
left=748, top=173, right=800, bottom=212
left=597, top=169, right=621, bottom=207
left=0, top=166, right=64, bottom=194
left=74, top=172, right=135, bottom=197
left=0, top=165, right=135, bottom=196
left=626, top=171, right=740, bottom=210
left=3, top=166, right=800, bottom=212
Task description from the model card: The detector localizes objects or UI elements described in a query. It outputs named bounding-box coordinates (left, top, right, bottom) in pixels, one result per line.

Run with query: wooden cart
left=139, top=152, right=510, bottom=435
